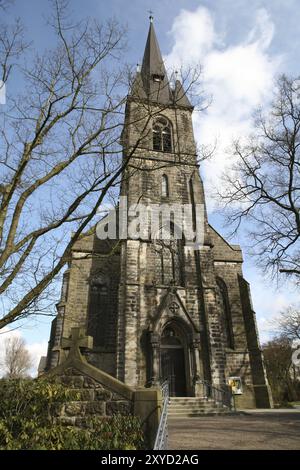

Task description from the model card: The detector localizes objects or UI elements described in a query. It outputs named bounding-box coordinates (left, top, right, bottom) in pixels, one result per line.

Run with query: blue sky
left=1, top=0, right=300, bottom=374
left=6, top=0, right=300, bottom=75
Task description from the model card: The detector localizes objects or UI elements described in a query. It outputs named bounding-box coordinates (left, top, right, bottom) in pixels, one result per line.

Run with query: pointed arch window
left=153, top=117, right=172, bottom=152
left=162, top=174, right=169, bottom=197
left=153, top=222, right=184, bottom=286
left=216, top=278, right=234, bottom=349
left=87, top=273, right=110, bottom=347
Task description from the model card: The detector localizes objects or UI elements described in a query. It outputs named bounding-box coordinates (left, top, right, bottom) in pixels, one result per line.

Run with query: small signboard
left=228, top=377, right=243, bottom=395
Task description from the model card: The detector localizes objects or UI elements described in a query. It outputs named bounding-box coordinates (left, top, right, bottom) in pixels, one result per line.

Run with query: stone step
left=169, top=407, right=220, bottom=413
left=168, top=408, right=220, bottom=416
left=168, top=402, right=221, bottom=408
left=169, top=396, right=210, bottom=400
left=169, top=401, right=215, bottom=407
left=168, top=405, right=222, bottom=413
left=169, top=400, right=212, bottom=403
left=169, top=400, right=223, bottom=404
left=169, top=408, right=228, bottom=414
left=168, top=411, right=228, bottom=418
left=168, top=403, right=220, bottom=409
left=168, top=401, right=216, bottom=407
left=168, top=396, right=230, bottom=416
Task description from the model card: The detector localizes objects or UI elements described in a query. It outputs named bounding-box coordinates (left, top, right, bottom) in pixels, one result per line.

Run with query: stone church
left=44, top=19, right=272, bottom=408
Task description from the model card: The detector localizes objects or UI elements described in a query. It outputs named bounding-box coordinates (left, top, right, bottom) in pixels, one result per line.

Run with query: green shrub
left=0, top=378, right=144, bottom=450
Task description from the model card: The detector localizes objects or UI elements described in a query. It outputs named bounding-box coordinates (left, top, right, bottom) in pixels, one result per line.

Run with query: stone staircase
left=168, top=397, right=230, bottom=418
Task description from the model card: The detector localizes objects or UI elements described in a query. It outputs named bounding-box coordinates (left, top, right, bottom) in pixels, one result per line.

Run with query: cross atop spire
left=148, top=10, right=154, bottom=23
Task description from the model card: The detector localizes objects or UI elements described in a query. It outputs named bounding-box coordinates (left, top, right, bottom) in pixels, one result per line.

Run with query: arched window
left=216, top=278, right=234, bottom=349
left=153, top=223, right=184, bottom=286
left=162, top=174, right=169, bottom=197
left=189, top=178, right=196, bottom=232
left=153, top=117, right=172, bottom=152
left=87, top=274, right=110, bottom=347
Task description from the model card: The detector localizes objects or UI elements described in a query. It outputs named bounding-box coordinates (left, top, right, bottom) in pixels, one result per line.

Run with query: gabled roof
left=173, top=79, right=192, bottom=108
left=208, top=224, right=243, bottom=263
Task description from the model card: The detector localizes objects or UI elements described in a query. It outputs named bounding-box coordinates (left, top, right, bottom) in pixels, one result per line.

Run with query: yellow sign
left=228, top=377, right=242, bottom=395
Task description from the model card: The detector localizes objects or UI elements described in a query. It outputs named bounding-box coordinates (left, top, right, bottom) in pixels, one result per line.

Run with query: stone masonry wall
left=55, top=367, right=132, bottom=427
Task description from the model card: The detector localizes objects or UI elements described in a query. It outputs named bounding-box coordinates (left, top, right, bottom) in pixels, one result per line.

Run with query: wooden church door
left=160, top=326, right=187, bottom=396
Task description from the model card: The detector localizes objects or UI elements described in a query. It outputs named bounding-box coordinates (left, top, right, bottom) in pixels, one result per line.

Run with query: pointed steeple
left=130, top=17, right=192, bottom=108
left=141, top=19, right=167, bottom=82
left=131, top=17, right=171, bottom=104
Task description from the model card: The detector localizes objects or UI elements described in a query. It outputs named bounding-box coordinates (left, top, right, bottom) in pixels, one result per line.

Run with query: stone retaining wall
left=55, top=367, right=132, bottom=427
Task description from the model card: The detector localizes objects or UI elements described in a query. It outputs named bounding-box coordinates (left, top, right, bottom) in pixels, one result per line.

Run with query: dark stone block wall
left=46, top=233, right=121, bottom=376
left=55, top=367, right=132, bottom=427
left=238, top=275, right=273, bottom=407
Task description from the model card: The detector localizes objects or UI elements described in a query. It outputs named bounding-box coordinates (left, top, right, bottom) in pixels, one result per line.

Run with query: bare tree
left=1, top=336, right=32, bottom=378
left=0, top=0, right=13, bottom=11
left=0, top=1, right=205, bottom=331
left=219, top=75, right=300, bottom=281
left=263, top=305, right=300, bottom=403
left=263, top=335, right=299, bottom=403
left=274, top=305, right=300, bottom=342
left=0, top=0, right=129, bottom=329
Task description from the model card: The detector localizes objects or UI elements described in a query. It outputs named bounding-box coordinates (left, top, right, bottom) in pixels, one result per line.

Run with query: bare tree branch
left=0, top=336, right=32, bottom=378
left=0, top=0, right=206, bottom=330
left=218, top=75, right=300, bottom=282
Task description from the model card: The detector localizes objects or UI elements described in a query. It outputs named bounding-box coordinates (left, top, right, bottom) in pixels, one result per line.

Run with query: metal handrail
left=153, top=380, right=169, bottom=450
left=153, top=378, right=233, bottom=449
left=199, top=379, right=234, bottom=410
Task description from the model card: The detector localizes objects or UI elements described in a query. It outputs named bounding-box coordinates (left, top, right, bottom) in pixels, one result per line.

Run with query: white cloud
left=165, top=7, right=217, bottom=68
left=27, top=341, right=48, bottom=375
left=254, top=291, right=290, bottom=343
left=0, top=327, right=47, bottom=378
left=165, top=6, right=282, bottom=210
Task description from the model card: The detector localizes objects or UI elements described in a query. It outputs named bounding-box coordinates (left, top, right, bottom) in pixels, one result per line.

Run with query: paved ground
left=168, top=411, right=300, bottom=450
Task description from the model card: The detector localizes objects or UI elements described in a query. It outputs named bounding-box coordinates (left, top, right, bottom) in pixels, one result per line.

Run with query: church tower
left=45, top=18, right=272, bottom=408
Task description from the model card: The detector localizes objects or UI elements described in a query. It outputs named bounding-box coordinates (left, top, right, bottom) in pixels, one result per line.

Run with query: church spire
left=130, top=18, right=192, bottom=107
left=141, top=18, right=168, bottom=86
left=131, top=18, right=171, bottom=104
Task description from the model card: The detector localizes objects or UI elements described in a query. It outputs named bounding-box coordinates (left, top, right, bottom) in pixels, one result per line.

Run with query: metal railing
left=153, top=380, right=169, bottom=450
left=199, top=379, right=234, bottom=410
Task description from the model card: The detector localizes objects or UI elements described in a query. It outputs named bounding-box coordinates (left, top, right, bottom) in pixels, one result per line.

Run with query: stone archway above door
left=149, top=316, right=203, bottom=397
left=149, top=288, right=198, bottom=334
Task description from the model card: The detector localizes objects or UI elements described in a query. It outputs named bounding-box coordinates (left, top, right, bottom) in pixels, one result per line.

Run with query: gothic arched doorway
left=160, top=325, right=187, bottom=396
